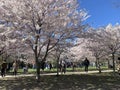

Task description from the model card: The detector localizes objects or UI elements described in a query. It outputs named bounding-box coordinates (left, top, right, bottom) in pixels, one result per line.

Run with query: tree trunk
left=98, top=63, right=101, bottom=73
left=56, top=57, right=59, bottom=76
left=56, top=52, right=61, bottom=76
left=35, top=56, right=40, bottom=81
left=72, top=63, right=75, bottom=72
left=112, top=53, right=115, bottom=74
left=34, top=36, right=40, bottom=81
left=95, top=60, right=98, bottom=69
left=107, top=59, right=110, bottom=69
left=97, top=58, right=101, bottom=73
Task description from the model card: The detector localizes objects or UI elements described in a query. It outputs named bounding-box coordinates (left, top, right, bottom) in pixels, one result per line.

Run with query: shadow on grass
left=0, top=73, right=120, bottom=90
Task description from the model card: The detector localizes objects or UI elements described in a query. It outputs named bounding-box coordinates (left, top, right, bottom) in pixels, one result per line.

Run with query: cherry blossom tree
left=86, top=24, right=120, bottom=73
left=0, top=0, right=88, bottom=80
left=99, top=24, right=120, bottom=73
left=85, top=39, right=108, bottom=73
left=70, top=38, right=96, bottom=63
left=0, top=23, right=26, bottom=62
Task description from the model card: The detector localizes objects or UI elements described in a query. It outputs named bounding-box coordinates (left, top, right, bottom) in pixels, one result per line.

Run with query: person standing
left=63, top=63, right=66, bottom=74
left=61, top=60, right=66, bottom=74
left=1, top=61, right=7, bottom=77
left=12, top=60, right=18, bottom=76
left=84, top=57, right=90, bottom=72
left=49, top=63, right=52, bottom=70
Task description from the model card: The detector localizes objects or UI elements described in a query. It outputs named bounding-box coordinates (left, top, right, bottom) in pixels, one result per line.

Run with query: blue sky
left=78, top=0, right=120, bottom=28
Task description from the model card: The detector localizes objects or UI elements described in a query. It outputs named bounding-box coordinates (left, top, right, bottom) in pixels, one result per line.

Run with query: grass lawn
left=13, top=66, right=110, bottom=74
left=0, top=72, right=120, bottom=90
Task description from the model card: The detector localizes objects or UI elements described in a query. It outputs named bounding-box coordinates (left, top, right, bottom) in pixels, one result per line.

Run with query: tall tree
left=85, top=39, right=108, bottom=73
left=87, top=24, right=120, bottom=73
left=100, top=24, right=120, bottom=73
left=0, top=0, right=88, bottom=80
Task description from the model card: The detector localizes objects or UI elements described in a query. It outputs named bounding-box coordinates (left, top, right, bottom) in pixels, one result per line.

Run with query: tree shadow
left=0, top=73, right=120, bottom=90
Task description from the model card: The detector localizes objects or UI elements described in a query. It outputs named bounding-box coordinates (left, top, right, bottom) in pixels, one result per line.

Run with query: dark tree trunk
left=72, top=63, right=75, bottom=72
left=56, top=52, right=61, bottom=76
left=112, top=53, right=115, bottom=74
left=96, top=58, right=101, bottom=73
left=35, top=55, right=40, bottom=81
left=95, top=60, right=98, bottom=69
left=107, top=59, right=110, bottom=69
left=56, top=58, right=59, bottom=76
left=34, top=35, right=40, bottom=81
left=98, top=58, right=101, bottom=73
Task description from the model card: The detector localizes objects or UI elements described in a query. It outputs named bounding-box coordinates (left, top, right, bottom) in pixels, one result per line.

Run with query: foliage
left=0, top=0, right=88, bottom=80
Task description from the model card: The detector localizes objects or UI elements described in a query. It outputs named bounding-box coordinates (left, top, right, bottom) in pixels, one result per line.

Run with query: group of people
left=1, top=60, right=18, bottom=77
left=58, top=57, right=90, bottom=74
left=1, top=57, right=90, bottom=77
left=40, top=61, right=53, bottom=71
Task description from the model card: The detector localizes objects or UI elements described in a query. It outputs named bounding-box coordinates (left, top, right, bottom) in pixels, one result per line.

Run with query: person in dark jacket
left=1, top=61, right=7, bottom=77
left=83, top=57, right=90, bottom=72
left=49, top=63, right=52, bottom=70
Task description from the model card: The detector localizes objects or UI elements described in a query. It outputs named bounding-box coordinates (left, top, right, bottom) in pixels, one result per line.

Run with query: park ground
left=0, top=70, right=120, bottom=90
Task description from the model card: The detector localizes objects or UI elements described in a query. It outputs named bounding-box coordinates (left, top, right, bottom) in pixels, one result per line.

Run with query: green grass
left=0, top=72, right=120, bottom=90
left=15, top=66, right=110, bottom=74
left=7, top=66, right=111, bottom=76
left=66, top=66, right=109, bottom=71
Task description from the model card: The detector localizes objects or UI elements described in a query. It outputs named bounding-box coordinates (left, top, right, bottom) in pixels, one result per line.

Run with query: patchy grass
left=8, top=66, right=110, bottom=74
left=0, top=72, right=120, bottom=90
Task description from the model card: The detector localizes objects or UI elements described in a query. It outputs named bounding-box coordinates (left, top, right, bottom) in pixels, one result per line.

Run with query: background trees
left=98, top=24, right=120, bottom=73
left=84, top=24, right=120, bottom=73
left=85, top=34, right=108, bottom=73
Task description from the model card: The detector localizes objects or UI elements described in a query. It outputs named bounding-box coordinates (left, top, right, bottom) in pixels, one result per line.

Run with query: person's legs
left=3, top=68, right=6, bottom=77
left=85, top=66, right=87, bottom=71
left=85, top=66, right=88, bottom=72
left=1, top=68, right=3, bottom=77
left=86, top=66, right=88, bottom=72
left=61, top=67, right=64, bottom=74
left=64, top=68, right=66, bottom=74
left=14, top=70, right=17, bottom=76
left=13, top=71, right=15, bottom=75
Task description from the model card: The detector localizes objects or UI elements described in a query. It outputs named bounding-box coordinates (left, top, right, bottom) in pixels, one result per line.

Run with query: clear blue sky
left=78, top=0, right=120, bottom=28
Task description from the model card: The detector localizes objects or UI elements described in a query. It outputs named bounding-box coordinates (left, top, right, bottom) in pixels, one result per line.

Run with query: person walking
left=83, top=57, right=90, bottom=72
